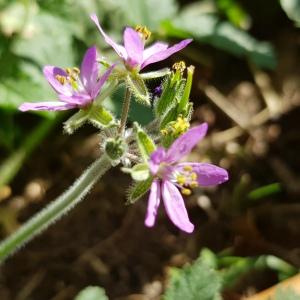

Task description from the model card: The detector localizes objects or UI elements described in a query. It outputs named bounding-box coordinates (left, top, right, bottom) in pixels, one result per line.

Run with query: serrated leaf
left=163, top=3, right=276, bottom=69
left=127, top=176, right=153, bottom=204
left=75, top=286, right=108, bottom=300
left=163, top=257, right=222, bottom=300
left=134, top=122, right=156, bottom=161
left=126, top=74, right=150, bottom=106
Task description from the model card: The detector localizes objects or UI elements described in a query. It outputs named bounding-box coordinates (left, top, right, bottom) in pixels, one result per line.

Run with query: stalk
left=0, top=155, right=111, bottom=263
left=119, top=87, right=132, bottom=135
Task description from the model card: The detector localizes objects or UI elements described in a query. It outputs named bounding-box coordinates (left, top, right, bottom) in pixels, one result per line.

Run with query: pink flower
left=90, top=14, right=192, bottom=71
left=145, top=123, right=229, bottom=233
left=19, top=46, right=114, bottom=111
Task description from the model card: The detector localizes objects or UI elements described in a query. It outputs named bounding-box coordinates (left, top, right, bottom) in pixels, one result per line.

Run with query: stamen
left=135, top=25, right=151, bottom=41
left=65, top=67, right=72, bottom=75
left=183, top=165, right=193, bottom=172
left=55, top=75, right=67, bottom=85
left=73, top=67, right=80, bottom=74
left=182, top=188, right=191, bottom=196
left=191, top=172, right=197, bottom=181
left=160, top=115, right=190, bottom=138
left=190, top=181, right=198, bottom=188
left=172, top=61, right=186, bottom=74
left=176, top=175, right=186, bottom=185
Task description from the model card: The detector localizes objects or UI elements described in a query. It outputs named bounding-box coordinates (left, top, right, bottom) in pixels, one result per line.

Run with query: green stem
left=0, top=115, right=63, bottom=187
left=0, top=155, right=111, bottom=263
left=119, top=87, right=132, bottom=135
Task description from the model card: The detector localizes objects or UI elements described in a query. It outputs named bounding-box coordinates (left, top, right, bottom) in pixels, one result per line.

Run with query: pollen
left=191, top=172, right=197, bottom=181
left=55, top=75, right=67, bottom=85
left=161, top=115, right=190, bottom=139
left=176, top=175, right=186, bottom=185
left=172, top=61, right=186, bottom=74
left=190, top=181, right=198, bottom=188
left=183, top=165, right=193, bottom=172
left=182, top=188, right=192, bottom=196
left=135, top=25, right=151, bottom=41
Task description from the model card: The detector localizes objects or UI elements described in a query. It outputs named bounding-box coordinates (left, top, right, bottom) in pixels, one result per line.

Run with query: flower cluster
left=19, top=14, right=229, bottom=234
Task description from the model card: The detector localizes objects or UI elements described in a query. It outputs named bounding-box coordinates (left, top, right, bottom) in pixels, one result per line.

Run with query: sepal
left=122, top=163, right=150, bottom=181
left=104, top=137, right=127, bottom=166
left=133, top=122, right=156, bottom=161
left=126, top=176, right=153, bottom=204
left=126, top=73, right=150, bottom=106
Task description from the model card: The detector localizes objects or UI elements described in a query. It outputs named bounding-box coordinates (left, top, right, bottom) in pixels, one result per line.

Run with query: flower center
left=55, top=67, right=81, bottom=91
left=161, top=115, right=190, bottom=138
left=174, top=165, right=198, bottom=196
left=135, top=25, right=151, bottom=42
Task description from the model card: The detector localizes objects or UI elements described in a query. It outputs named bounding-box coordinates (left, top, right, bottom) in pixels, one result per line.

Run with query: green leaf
left=116, top=0, right=178, bottom=30
left=127, top=176, right=153, bottom=204
left=248, top=183, right=282, bottom=200
left=126, top=74, right=150, bottom=106
left=163, top=257, right=222, bottom=300
left=133, top=122, right=156, bottom=161
left=74, top=286, right=108, bottom=300
left=280, top=0, right=300, bottom=26
left=274, top=288, right=300, bottom=300
left=163, top=3, right=277, bottom=69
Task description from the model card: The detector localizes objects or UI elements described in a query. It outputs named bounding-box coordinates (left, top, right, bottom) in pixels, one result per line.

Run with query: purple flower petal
left=80, top=46, right=99, bottom=94
left=145, top=180, right=161, bottom=227
left=162, top=180, right=194, bottom=233
left=123, top=27, right=144, bottom=68
left=141, top=39, right=192, bottom=69
left=43, top=66, right=72, bottom=96
left=166, top=123, right=208, bottom=163
left=91, top=64, right=115, bottom=100
left=19, top=101, right=76, bottom=111
left=58, top=93, right=92, bottom=106
left=143, top=42, right=169, bottom=61
left=149, top=147, right=167, bottom=175
left=177, top=162, right=229, bottom=186
left=90, top=14, right=127, bottom=59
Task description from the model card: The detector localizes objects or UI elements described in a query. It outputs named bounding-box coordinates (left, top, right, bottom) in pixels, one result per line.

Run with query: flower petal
left=90, top=14, right=127, bottom=59
left=143, top=42, right=168, bottom=61
left=91, top=64, right=115, bottom=100
left=123, top=27, right=144, bottom=68
left=58, top=93, right=92, bottom=106
left=149, top=147, right=167, bottom=175
left=177, top=163, right=229, bottom=186
left=43, top=66, right=72, bottom=96
left=166, top=123, right=208, bottom=162
left=80, top=46, right=99, bottom=94
left=162, top=180, right=194, bottom=233
left=141, top=39, right=192, bottom=69
left=19, top=101, right=76, bottom=111
left=145, top=180, right=161, bottom=227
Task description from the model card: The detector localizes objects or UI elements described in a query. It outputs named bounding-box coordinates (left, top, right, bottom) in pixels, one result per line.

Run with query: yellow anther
left=135, top=25, right=151, bottom=41
left=55, top=75, right=67, bottom=85
left=73, top=67, right=80, bottom=74
left=65, top=67, right=72, bottom=75
left=160, top=129, right=168, bottom=136
left=176, top=175, right=186, bottom=185
left=190, top=181, right=198, bottom=188
left=183, top=165, right=193, bottom=172
left=172, top=61, right=186, bottom=74
left=182, top=188, right=192, bottom=196
left=191, top=172, right=198, bottom=181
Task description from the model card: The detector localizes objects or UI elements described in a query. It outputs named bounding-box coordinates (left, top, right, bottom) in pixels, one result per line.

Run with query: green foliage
left=162, top=2, right=276, bottom=69
left=248, top=183, right=282, bottom=201
left=274, top=288, right=300, bottom=300
left=133, top=122, right=156, bottom=161
left=163, top=257, right=222, bottom=300
left=74, top=286, right=109, bottom=300
left=280, top=0, right=300, bottom=26
left=127, top=176, right=153, bottom=204
left=126, top=74, right=151, bottom=106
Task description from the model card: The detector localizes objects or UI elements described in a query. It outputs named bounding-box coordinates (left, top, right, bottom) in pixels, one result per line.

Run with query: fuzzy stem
left=0, top=155, right=111, bottom=263
left=119, top=87, right=132, bottom=135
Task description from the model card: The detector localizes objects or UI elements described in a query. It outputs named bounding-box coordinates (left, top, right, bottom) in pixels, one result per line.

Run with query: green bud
left=126, top=73, right=150, bottom=106
left=122, top=163, right=150, bottom=181
left=104, top=137, right=127, bottom=163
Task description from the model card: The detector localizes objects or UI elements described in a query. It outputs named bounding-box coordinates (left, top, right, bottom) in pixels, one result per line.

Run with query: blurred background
left=0, top=0, right=299, bottom=299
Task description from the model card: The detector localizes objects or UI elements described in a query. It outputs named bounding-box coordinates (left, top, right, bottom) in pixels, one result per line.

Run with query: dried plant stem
left=119, top=87, right=132, bottom=135
left=0, top=155, right=111, bottom=263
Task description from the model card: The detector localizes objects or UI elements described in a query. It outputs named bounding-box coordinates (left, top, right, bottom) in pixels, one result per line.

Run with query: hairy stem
left=0, top=155, right=111, bottom=263
left=119, top=87, right=132, bottom=135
